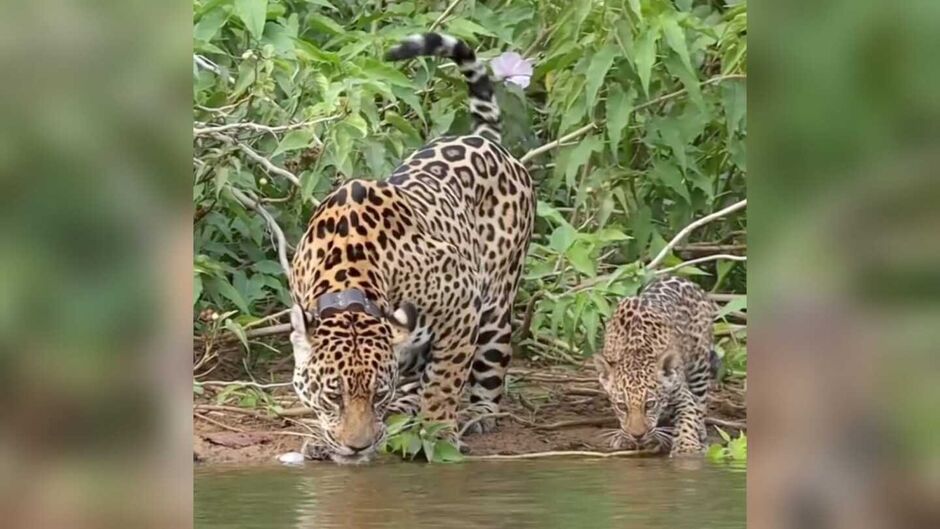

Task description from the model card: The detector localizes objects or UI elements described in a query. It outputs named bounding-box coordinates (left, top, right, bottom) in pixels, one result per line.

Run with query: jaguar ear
left=387, top=301, right=417, bottom=346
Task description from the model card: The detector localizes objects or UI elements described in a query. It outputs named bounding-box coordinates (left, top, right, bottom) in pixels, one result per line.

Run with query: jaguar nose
left=344, top=441, right=373, bottom=454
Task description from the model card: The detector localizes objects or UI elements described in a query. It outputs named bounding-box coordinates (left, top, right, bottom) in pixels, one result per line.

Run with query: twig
left=654, top=254, right=747, bottom=275
left=243, top=308, right=290, bottom=329
left=194, top=116, right=339, bottom=137
left=520, top=122, right=597, bottom=163
left=193, top=54, right=233, bottom=83
left=210, top=133, right=304, bottom=190
left=430, top=0, right=465, bottom=31
left=195, top=412, right=247, bottom=433
left=676, top=243, right=747, bottom=254
left=466, top=449, right=652, bottom=460
left=647, top=199, right=747, bottom=270
left=633, top=74, right=747, bottom=113
left=228, top=187, right=293, bottom=286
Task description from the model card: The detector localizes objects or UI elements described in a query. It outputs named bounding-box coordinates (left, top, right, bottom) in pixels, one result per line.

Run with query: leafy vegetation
left=380, top=414, right=464, bottom=463
left=193, top=0, right=747, bottom=376
left=707, top=427, right=747, bottom=465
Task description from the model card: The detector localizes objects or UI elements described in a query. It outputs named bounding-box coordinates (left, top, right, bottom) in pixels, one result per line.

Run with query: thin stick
left=194, top=380, right=291, bottom=389
left=228, top=187, right=293, bottom=285
left=520, top=122, right=596, bottom=163
left=536, top=417, right=616, bottom=430
left=706, top=417, right=746, bottom=430
left=647, top=199, right=747, bottom=270
left=654, top=254, right=747, bottom=275
left=430, top=0, right=465, bottom=31
left=243, top=308, right=290, bottom=329
left=466, top=449, right=651, bottom=460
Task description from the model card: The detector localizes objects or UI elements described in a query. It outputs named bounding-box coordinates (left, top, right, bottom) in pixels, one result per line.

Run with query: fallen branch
left=647, top=199, right=747, bottom=270
left=194, top=380, right=291, bottom=389
left=654, top=254, right=747, bottom=275
left=466, top=449, right=652, bottom=460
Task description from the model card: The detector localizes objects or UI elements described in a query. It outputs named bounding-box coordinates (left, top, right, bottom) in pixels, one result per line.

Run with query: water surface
left=195, top=458, right=745, bottom=528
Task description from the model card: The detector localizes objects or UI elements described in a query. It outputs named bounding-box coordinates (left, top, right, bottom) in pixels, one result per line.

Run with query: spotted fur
left=596, top=276, right=718, bottom=456
left=289, top=33, right=533, bottom=463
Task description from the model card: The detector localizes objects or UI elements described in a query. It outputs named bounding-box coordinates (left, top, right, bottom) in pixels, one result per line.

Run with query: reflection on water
left=195, top=458, right=745, bottom=529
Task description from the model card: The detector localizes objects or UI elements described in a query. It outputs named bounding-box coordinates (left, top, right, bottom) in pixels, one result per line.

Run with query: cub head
left=596, top=312, right=681, bottom=448
left=290, top=301, right=416, bottom=463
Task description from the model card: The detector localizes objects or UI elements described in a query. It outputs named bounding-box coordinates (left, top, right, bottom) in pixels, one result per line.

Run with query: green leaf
left=716, top=295, right=747, bottom=319
left=606, top=85, right=635, bottom=156
left=651, top=161, right=690, bottom=203
left=563, top=134, right=601, bottom=189
left=445, top=18, right=496, bottom=41
left=536, top=201, right=567, bottom=225
left=272, top=129, right=314, bottom=158
left=434, top=441, right=464, bottom=462
left=308, top=13, right=345, bottom=35
left=234, top=0, right=267, bottom=40
left=661, top=16, right=693, bottom=74
left=385, top=413, right=413, bottom=435
left=224, top=319, right=249, bottom=350
left=716, top=426, right=731, bottom=443
left=385, top=112, right=422, bottom=144
left=593, top=228, right=631, bottom=242
left=566, top=241, right=596, bottom=277
left=706, top=443, right=726, bottom=462
left=193, top=274, right=203, bottom=306
left=304, top=0, right=337, bottom=10
left=422, top=439, right=436, bottom=462
left=585, top=43, right=618, bottom=111
left=722, top=79, right=747, bottom=136
left=194, top=8, right=228, bottom=42
left=633, top=27, right=659, bottom=96
left=214, top=277, right=251, bottom=314
left=549, top=224, right=578, bottom=253
left=358, top=59, right=415, bottom=89
left=627, top=0, right=642, bottom=19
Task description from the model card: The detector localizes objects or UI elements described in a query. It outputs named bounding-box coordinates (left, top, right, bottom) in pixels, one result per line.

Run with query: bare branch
left=647, top=199, right=747, bottom=270
left=193, top=115, right=339, bottom=137
left=520, top=122, right=596, bottom=164
left=193, top=54, right=233, bottom=83
left=654, top=254, right=747, bottom=276
left=210, top=133, right=304, bottom=190
left=228, top=187, right=293, bottom=286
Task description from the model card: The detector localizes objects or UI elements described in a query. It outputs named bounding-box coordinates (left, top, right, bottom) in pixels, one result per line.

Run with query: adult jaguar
left=288, top=32, right=534, bottom=463
left=595, top=275, right=719, bottom=456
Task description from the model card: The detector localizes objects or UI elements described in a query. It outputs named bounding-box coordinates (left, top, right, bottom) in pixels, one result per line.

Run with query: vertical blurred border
left=751, top=0, right=939, bottom=527
left=0, top=1, right=192, bottom=528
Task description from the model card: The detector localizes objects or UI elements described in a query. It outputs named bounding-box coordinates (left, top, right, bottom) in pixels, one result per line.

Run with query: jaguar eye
left=645, top=399, right=657, bottom=411
left=374, top=386, right=390, bottom=403
left=322, top=388, right=342, bottom=404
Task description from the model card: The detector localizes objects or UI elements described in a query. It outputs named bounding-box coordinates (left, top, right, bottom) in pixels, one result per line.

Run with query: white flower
left=489, top=52, right=535, bottom=89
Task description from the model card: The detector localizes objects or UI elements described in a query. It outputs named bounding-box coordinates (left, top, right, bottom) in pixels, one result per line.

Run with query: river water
left=195, top=457, right=745, bottom=528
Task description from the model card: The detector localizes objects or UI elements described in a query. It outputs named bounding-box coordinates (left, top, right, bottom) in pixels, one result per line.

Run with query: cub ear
left=387, top=301, right=418, bottom=346
left=660, top=352, right=679, bottom=378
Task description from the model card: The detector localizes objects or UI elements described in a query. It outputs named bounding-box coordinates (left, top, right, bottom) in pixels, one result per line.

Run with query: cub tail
left=385, top=32, right=501, bottom=143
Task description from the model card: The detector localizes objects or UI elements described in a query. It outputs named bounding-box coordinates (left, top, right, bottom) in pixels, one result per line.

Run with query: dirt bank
left=193, top=361, right=746, bottom=465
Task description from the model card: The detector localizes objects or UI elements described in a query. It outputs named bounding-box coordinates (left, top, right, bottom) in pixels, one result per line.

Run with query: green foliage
left=192, top=0, right=748, bottom=366
left=707, top=427, right=747, bottom=465
left=380, top=414, right=464, bottom=463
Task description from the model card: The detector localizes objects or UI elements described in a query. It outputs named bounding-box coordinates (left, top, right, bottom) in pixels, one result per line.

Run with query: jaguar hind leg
left=463, top=300, right=514, bottom=435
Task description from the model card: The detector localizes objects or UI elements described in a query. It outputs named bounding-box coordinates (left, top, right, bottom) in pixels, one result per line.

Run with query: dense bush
left=193, top=0, right=747, bottom=368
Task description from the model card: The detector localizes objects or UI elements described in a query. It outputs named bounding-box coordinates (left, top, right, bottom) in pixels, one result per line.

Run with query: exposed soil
left=193, top=360, right=746, bottom=465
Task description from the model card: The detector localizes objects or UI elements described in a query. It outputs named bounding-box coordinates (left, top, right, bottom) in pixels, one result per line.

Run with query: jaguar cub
left=595, top=275, right=718, bottom=456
